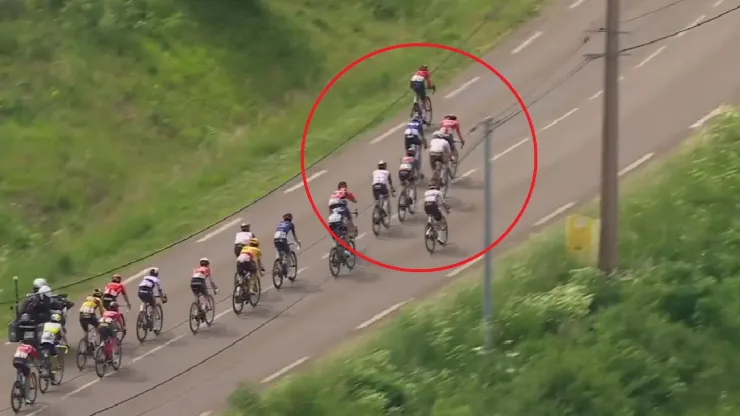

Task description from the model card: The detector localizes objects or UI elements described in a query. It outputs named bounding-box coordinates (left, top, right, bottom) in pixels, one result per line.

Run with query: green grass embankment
left=225, top=109, right=740, bottom=415
left=0, top=0, right=542, bottom=303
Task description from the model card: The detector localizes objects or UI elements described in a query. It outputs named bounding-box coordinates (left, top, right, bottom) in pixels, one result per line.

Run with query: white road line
left=445, top=77, right=480, bottom=99
left=261, top=356, right=310, bottom=383
left=589, top=89, right=603, bottom=100
left=123, top=268, right=150, bottom=285
left=446, top=256, right=483, bottom=277
left=541, top=108, right=579, bottom=132
left=199, top=412, right=213, bottom=416
left=634, top=45, right=666, bottom=69
left=534, top=202, right=575, bottom=226
left=452, top=168, right=477, bottom=182
left=357, top=232, right=367, bottom=240
left=511, top=31, right=543, bottom=54
left=491, top=138, right=528, bottom=161
left=130, top=334, right=185, bottom=364
left=356, top=299, right=413, bottom=330
left=678, top=15, right=705, bottom=38
left=284, top=170, right=328, bottom=194
left=690, top=106, right=727, bottom=128
left=619, top=153, right=654, bottom=176
left=196, top=218, right=243, bottom=243
left=569, top=0, right=587, bottom=8
left=713, top=0, right=725, bottom=7
left=370, top=123, right=405, bottom=145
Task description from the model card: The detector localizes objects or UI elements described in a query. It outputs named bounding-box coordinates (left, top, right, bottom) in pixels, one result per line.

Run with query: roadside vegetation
left=0, top=0, right=542, bottom=306
left=224, top=109, right=740, bottom=415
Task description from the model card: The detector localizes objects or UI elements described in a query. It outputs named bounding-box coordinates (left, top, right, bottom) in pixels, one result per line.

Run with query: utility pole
left=598, top=0, right=621, bottom=275
left=482, top=116, right=494, bottom=351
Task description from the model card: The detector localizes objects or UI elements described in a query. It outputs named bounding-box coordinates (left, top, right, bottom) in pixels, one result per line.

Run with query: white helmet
left=33, top=278, right=48, bottom=290
left=37, top=285, right=52, bottom=298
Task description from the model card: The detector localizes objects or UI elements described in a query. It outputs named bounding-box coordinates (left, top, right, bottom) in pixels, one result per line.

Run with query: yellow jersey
left=240, top=246, right=262, bottom=262
left=79, top=296, right=104, bottom=316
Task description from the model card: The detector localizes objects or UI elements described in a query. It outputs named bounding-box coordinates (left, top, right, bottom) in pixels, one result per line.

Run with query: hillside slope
left=0, top=0, right=540, bottom=294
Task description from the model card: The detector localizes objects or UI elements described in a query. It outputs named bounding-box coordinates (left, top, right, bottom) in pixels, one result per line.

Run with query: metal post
left=13, top=276, right=19, bottom=320
left=598, top=0, right=621, bottom=275
left=482, top=117, right=494, bottom=351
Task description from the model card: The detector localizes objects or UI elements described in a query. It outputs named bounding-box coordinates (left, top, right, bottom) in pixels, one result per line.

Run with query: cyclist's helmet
left=406, top=148, right=416, bottom=157
left=283, top=213, right=293, bottom=222
left=429, top=181, right=439, bottom=190
left=432, top=130, right=446, bottom=139
left=444, top=114, right=457, bottom=121
left=249, top=238, right=260, bottom=248
left=112, top=274, right=122, bottom=283
left=378, top=160, right=387, bottom=170
left=50, top=313, right=62, bottom=323
left=148, top=267, right=159, bottom=277
left=108, top=302, right=119, bottom=312
left=419, top=65, right=428, bottom=71
left=337, top=181, right=348, bottom=189
left=32, top=278, right=48, bottom=291
left=411, top=114, right=421, bottom=123
left=199, top=258, right=210, bottom=267
left=37, top=285, right=52, bottom=299
left=240, top=222, right=250, bottom=231
left=92, top=288, right=102, bottom=298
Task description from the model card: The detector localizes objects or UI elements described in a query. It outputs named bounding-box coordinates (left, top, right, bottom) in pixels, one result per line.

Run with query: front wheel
left=423, top=97, right=433, bottom=125
left=153, top=304, right=164, bottom=335
left=204, top=295, right=215, bottom=326
left=287, top=251, right=298, bottom=282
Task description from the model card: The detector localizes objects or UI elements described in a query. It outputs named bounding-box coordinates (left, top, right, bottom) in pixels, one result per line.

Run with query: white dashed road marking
left=370, top=123, right=405, bottom=145
left=261, top=356, right=310, bottom=383
left=690, top=106, right=728, bottom=128
left=619, top=153, right=654, bottom=176
left=678, top=15, right=705, bottom=38
left=534, top=202, right=575, bottom=227
left=569, top=0, right=587, bottom=8
left=541, top=108, right=579, bottom=131
left=284, top=170, right=328, bottom=194
left=196, top=217, right=243, bottom=243
left=356, top=300, right=413, bottom=330
left=634, top=46, right=666, bottom=69
left=511, top=31, right=543, bottom=54
left=445, top=77, right=480, bottom=99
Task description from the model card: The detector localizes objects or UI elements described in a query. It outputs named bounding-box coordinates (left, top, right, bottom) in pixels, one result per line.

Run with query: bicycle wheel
left=10, top=379, right=23, bottom=413
left=328, top=247, right=341, bottom=277
left=442, top=167, right=450, bottom=198
left=111, top=341, right=122, bottom=371
left=232, top=283, right=245, bottom=315
left=371, top=205, right=382, bottom=236
left=448, top=155, right=458, bottom=179
left=248, top=275, right=261, bottom=307
left=398, top=188, right=408, bottom=222
left=382, top=198, right=391, bottom=228
left=438, top=216, right=449, bottom=245
left=188, top=301, right=201, bottom=334
left=287, top=250, right=298, bottom=282
left=204, top=295, right=215, bottom=326
left=52, top=351, right=65, bottom=386
left=272, top=258, right=284, bottom=289
left=153, top=304, right=164, bottom=335
left=135, top=311, right=148, bottom=343
left=425, top=222, right=436, bottom=253
left=94, top=345, right=107, bottom=378
left=423, top=97, right=433, bottom=125
left=345, top=239, right=357, bottom=270
left=76, top=337, right=89, bottom=370
left=38, top=356, right=50, bottom=393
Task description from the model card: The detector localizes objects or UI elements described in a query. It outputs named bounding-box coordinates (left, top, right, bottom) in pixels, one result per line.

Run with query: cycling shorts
left=424, top=201, right=443, bottom=222
left=190, top=277, right=207, bottom=297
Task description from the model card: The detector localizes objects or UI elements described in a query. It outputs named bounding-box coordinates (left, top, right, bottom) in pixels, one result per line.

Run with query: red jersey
left=102, top=310, right=124, bottom=327
left=104, top=282, right=126, bottom=297
left=14, top=344, right=38, bottom=361
left=329, top=189, right=357, bottom=205
left=193, top=266, right=211, bottom=278
left=414, top=70, right=433, bottom=88
left=440, top=119, right=463, bottom=141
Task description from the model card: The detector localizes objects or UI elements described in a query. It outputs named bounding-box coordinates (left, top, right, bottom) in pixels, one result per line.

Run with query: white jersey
left=138, top=275, right=161, bottom=291
left=234, top=231, right=255, bottom=245
left=404, top=125, right=420, bottom=138
left=372, top=169, right=391, bottom=186
left=428, top=138, right=450, bottom=154
left=328, top=210, right=343, bottom=224
left=424, top=189, right=444, bottom=204
left=40, top=322, right=63, bottom=344
left=410, top=74, right=425, bottom=82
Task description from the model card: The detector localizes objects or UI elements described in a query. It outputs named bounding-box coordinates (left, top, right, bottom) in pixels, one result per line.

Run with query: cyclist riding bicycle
left=439, top=114, right=465, bottom=161
left=39, top=313, right=66, bottom=359
left=424, top=180, right=450, bottom=245
left=428, top=131, right=452, bottom=184
left=138, top=268, right=166, bottom=317
left=191, top=258, right=219, bottom=300
left=409, top=65, right=436, bottom=107
left=12, top=338, right=39, bottom=404
left=238, top=238, right=265, bottom=280
left=328, top=181, right=358, bottom=239
left=372, top=161, right=396, bottom=218
left=99, top=302, right=125, bottom=348
left=234, top=223, right=255, bottom=257
left=79, top=289, right=105, bottom=335
left=404, top=115, right=427, bottom=152
left=103, top=274, right=132, bottom=312
left=274, top=213, right=301, bottom=276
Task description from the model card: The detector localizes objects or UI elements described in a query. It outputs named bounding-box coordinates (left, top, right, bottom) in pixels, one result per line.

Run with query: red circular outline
left=301, top=42, right=538, bottom=273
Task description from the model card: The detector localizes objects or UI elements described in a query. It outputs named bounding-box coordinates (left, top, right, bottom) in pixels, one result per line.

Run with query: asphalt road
left=3, top=0, right=739, bottom=414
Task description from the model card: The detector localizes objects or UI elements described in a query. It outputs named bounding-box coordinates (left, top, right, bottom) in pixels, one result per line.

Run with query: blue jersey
left=273, top=221, right=294, bottom=241
left=405, top=120, right=423, bottom=138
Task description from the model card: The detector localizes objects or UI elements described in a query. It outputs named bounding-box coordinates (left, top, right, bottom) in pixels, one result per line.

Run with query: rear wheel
left=425, top=222, right=436, bottom=253
left=423, top=97, right=433, bottom=125
left=371, top=205, right=382, bottom=236
left=189, top=302, right=200, bottom=334
left=135, top=311, right=148, bottom=343
left=397, top=189, right=407, bottom=223
left=248, top=275, right=261, bottom=307
left=328, top=247, right=341, bottom=277
left=111, top=341, right=122, bottom=371
left=38, top=356, right=50, bottom=393
left=94, top=345, right=107, bottom=378
left=51, top=352, right=64, bottom=386
left=76, top=338, right=89, bottom=370
left=272, top=259, right=284, bottom=289
left=10, top=379, right=23, bottom=412
left=232, top=284, right=245, bottom=315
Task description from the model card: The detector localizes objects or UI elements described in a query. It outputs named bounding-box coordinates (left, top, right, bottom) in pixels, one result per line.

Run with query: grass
left=0, top=0, right=544, bottom=310
left=223, top=109, right=740, bottom=415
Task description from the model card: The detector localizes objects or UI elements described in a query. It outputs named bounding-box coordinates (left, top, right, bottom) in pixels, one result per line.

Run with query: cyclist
left=372, top=161, right=396, bottom=219
left=328, top=181, right=358, bottom=239
left=138, top=268, right=165, bottom=324
left=409, top=65, right=436, bottom=113
left=103, top=274, right=132, bottom=313
left=439, top=114, right=465, bottom=162
left=100, top=301, right=126, bottom=343
left=424, top=180, right=450, bottom=245
left=399, top=149, right=419, bottom=205
left=238, top=238, right=265, bottom=284
left=404, top=114, right=427, bottom=152
left=191, top=258, right=219, bottom=301
left=78, top=289, right=105, bottom=336
left=274, top=213, right=301, bottom=277
left=12, top=338, right=39, bottom=404
left=428, top=131, right=452, bottom=184
left=234, top=223, right=256, bottom=258
left=40, top=313, right=66, bottom=357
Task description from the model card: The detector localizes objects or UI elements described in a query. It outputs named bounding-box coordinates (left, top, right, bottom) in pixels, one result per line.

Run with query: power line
left=621, top=0, right=693, bottom=24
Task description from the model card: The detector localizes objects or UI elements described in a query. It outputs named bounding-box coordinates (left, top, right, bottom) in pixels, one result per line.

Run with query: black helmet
left=148, top=267, right=159, bottom=277
left=378, top=160, right=387, bottom=169
left=283, top=213, right=293, bottom=222
left=337, top=181, right=347, bottom=189
left=240, top=222, right=250, bottom=231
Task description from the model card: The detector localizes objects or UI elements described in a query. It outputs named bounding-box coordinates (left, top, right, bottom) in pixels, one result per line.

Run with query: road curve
left=3, top=0, right=739, bottom=414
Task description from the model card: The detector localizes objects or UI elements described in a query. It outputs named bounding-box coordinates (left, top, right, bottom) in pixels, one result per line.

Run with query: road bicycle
left=135, top=294, right=166, bottom=343
left=10, top=368, right=37, bottom=413
left=371, top=189, right=394, bottom=236
left=189, top=284, right=215, bottom=334
left=76, top=327, right=100, bottom=371
left=94, top=328, right=122, bottom=378
left=38, top=343, right=67, bottom=392
left=272, top=242, right=300, bottom=289
left=410, top=92, right=433, bottom=126
left=329, top=232, right=357, bottom=278
left=397, top=173, right=419, bottom=222
left=425, top=213, right=449, bottom=253
left=232, top=266, right=262, bottom=315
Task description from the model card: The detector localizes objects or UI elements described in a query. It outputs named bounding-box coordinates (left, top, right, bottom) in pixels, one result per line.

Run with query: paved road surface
left=3, top=0, right=739, bottom=414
